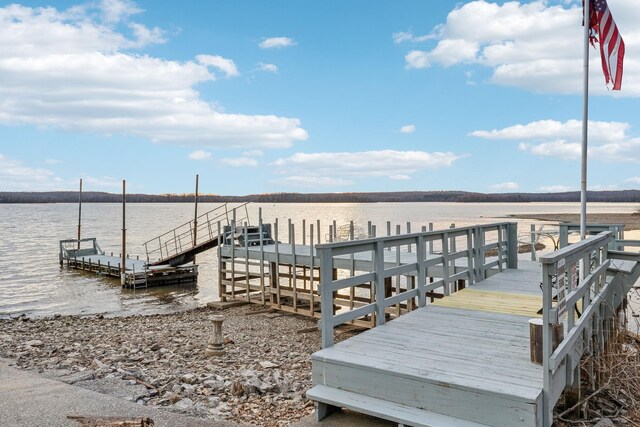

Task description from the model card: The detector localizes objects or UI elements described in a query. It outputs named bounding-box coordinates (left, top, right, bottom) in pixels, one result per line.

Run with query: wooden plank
left=312, top=361, right=538, bottom=427
left=307, top=385, right=490, bottom=427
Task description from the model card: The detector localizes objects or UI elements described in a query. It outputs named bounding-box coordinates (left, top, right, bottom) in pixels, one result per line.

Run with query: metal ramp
left=144, top=203, right=251, bottom=266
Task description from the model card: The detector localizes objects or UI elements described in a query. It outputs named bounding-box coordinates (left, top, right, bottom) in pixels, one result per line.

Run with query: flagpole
left=580, top=0, right=590, bottom=240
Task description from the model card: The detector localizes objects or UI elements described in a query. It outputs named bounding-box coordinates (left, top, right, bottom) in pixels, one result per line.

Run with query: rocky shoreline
left=0, top=305, right=353, bottom=426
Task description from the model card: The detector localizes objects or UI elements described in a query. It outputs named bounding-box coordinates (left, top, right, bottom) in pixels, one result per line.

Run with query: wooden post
left=193, top=174, right=199, bottom=264
left=77, top=178, right=82, bottom=249
left=121, top=179, right=126, bottom=286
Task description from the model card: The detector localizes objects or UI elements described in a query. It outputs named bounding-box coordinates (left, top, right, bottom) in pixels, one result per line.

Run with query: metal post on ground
left=193, top=174, right=199, bottom=264
left=77, top=178, right=82, bottom=250
left=121, top=179, right=126, bottom=287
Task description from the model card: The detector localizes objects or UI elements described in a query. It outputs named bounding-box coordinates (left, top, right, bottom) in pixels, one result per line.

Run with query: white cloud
left=196, top=55, right=239, bottom=78
left=402, top=0, right=640, bottom=95
left=539, top=185, right=575, bottom=192
left=81, top=175, right=122, bottom=189
left=0, top=3, right=307, bottom=149
left=273, top=176, right=354, bottom=188
left=257, top=62, right=278, bottom=73
left=242, top=150, right=263, bottom=157
left=100, top=0, right=141, bottom=24
left=624, top=177, right=640, bottom=185
left=44, top=158, right=63, bottom=164
left=473, top=119, right=640, bottom=162
left=273, top=150, right=460, bottom=184
left=259, top=37, right=296, bottom=49
left=392, top=29, right=437, bottom=44
left=188, top=150, right=211, bottom=160
left=0, top=154, right=61, bottom=191
left=405, top=50, right=430, bottom=69
left=399, top=124, right=416, bottom=134
left=471, top=120, right=629, bottom=142
left=220, top=157, right=258, bottom=167
left=389, top=174, right=411, bottom=180
left=489, top=182, right=519, bottom=191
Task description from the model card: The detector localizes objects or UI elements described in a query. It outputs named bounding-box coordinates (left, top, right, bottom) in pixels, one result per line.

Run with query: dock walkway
left=307, top=230, right=640, bottom=427
left=310, top=260, right=545, bottom=426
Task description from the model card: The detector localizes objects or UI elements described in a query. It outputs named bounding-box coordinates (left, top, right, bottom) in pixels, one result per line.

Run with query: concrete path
left=0, top=358, right=391, bottom=427
left=0, top=359, right=235, bottom=427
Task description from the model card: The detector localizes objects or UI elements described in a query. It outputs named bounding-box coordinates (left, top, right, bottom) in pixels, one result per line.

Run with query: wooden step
left=310, top=306, right=543, bottom=427
left=307, top=385, right=490, bottom=427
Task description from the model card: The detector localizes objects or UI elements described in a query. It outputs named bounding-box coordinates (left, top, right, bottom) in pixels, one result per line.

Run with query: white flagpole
left=580, top=0, right=590, bottom=240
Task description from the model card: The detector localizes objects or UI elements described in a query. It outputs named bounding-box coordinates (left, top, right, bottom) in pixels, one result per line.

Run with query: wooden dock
left=218, top=216, right=517, bottom=324
left=306, top=228, right=640, bottom=426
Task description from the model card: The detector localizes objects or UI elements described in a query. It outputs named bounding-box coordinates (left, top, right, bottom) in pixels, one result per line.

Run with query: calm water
left=1, top=202, right=637, bottom=319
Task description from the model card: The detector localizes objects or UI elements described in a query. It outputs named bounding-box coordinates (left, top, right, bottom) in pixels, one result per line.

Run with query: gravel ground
left=0, top=305, right=357, bottom=426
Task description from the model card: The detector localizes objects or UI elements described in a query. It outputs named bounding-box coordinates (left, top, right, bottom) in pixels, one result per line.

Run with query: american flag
left=589, top=0, right=625, bottom=90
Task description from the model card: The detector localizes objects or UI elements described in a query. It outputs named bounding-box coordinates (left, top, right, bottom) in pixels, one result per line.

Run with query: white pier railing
left=316, top=222, right=518, bottom=348
left=540, top=231, right=620, bottom=426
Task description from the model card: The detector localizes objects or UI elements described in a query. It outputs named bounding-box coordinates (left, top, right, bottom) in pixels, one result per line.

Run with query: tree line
left=1, top=190, right=639, bottom=204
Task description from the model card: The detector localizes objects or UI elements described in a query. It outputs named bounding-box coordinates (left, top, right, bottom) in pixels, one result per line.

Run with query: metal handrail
left=143, top=202, right=251, bottom=261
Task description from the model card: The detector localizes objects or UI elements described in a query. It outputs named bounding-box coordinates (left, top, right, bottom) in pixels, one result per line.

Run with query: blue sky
left=1, top=0, right=639, bottom=195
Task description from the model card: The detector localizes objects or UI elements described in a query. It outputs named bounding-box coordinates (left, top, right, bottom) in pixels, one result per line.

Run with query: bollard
left=205, top=315, right=226, bottom=357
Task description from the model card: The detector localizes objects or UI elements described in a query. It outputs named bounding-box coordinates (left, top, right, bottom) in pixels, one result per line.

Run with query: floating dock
left=59, top=238, right=198, bottom=288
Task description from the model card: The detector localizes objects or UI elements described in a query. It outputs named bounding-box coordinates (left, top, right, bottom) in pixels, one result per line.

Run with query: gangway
left=144, top=202, right=251, bottom=266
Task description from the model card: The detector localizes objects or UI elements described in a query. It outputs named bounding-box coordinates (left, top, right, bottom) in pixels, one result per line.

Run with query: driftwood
left=67, top=416, right=154, bottom=427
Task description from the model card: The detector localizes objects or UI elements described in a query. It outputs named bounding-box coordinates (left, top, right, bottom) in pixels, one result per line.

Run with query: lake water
left=1, top=202, right=638, bottom=320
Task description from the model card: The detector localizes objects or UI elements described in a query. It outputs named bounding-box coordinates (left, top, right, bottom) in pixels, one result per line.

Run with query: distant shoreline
left=510, top=213, right=640, bottom=230
left=2, top=189, right=640, bottom=204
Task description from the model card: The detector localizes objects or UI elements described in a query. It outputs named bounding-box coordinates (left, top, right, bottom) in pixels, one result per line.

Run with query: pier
left=217, top=209, right=519, bottom=321
left=304, top=225, right=640, bottom=426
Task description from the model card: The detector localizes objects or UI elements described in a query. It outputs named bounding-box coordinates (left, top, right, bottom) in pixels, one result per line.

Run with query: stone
left=593, top=419, right=615, bottom=427
left=259, top=361, right=278, bottom=369
left=24, top=340, right=44, bottom=347
left=58, top=371, right=95, bottom=384
left=180, top=373, right=197, bottom=384
left=173, top=398, right=194, bottom=411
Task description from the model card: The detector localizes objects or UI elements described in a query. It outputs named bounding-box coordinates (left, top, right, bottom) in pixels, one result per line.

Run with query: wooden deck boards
left=432, top=288, right=542, bottom=318
left=311, top=263, right=546, bottom=426
left=314, top=303, right=542, bottom=400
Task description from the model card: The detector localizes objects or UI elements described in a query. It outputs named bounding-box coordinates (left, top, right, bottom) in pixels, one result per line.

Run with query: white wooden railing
left=539, top=231, right=622, bottom=426
left=317, top=222, right=518, bottom=348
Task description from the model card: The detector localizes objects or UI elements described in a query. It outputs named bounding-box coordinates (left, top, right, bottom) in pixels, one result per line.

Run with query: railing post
left=442, top=232, right=450, bottom=296
left=417, top=235, right=426, bottom=307
left=319, top=247, right=334, bottom=348
left=531, top=224, right=537, bottom=261
left=542, top=262, right=554, bottom=427
left=375, top=240, right=386, bottom=325
left=508, top=222, right=518, bottom=269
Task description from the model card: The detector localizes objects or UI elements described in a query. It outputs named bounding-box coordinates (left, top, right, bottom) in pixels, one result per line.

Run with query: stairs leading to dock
left=309, top=305, right=543, bottom=427
left=144, top=203, right=250, bottom=266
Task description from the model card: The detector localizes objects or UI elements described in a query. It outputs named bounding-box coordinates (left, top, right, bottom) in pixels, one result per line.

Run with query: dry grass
left=555, top=329, right=640, bottom=426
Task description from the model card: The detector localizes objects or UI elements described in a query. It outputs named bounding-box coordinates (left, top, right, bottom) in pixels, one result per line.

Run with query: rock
left=593, top=419, right=615, bottom=427
left=259, top=361, right=278, bottom=369
left=173, top=398, right=194, bottom=411
left=203, top=379, right=224, bottom=390
left=24, top=340, right=44, bottom=347
left=180, top=373, right=197, bottom=384
left=150, top=343, right=161, bottom=351
left=58, top=371, right=95, bottom=384
left=230, top=382, right=244, bottom=397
